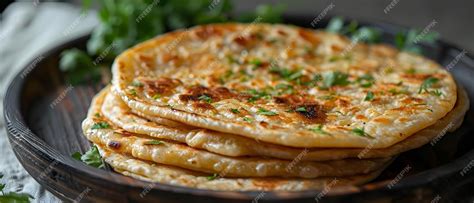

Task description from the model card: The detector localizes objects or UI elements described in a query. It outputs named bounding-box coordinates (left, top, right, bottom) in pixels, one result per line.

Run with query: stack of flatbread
left=82, top=23, right=469, bottom=191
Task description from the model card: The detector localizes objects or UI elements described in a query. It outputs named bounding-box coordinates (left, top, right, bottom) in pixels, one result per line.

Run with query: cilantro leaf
left=71, top=145, right=105, bottom=169
left=0, top=192, right=34, bottom=203
left=310, top=125, right=330, bottom=135
left=322, top=71, right=350, bottom=88
left=230, top=108, right=240, bottom=114
left=357, top=74, right=375, bottom=88
left=352, top=127, right=374, bottom=139
left=91, top=122, right=111, bottom=130
left=198, top=95, right=213, bottom=103
left=257, top=108, right=278, bottom=116
left=395, top=29, right=439, bottom=54
left=418, top=77, right=439, bottom=94
left=207, top=173, right=219, bottom=181
left=144, top=140, right=163, bottom=145
left=364, top=91, right=375, bottom=101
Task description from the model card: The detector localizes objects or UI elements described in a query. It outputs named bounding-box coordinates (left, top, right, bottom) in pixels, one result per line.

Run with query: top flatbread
left=112, top=23, right=457, bottom=148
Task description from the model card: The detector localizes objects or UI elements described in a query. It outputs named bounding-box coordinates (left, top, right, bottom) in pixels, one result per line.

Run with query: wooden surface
left=3, top=16, right=474, bottom=202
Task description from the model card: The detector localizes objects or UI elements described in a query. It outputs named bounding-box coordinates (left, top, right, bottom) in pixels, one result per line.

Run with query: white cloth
left=0, top=2, right=98, bottom=202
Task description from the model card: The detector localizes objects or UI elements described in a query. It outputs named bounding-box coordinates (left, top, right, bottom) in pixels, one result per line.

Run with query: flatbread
left=112, top=23, right=458, bottom=148
left=84, top=88, right=391, bottom=178
left=102, top=86, right=468, bottom=161
left=98, top=147, right=389, bottom=191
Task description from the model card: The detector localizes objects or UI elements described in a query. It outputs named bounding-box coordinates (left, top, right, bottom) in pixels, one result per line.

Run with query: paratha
left=112, top=23, right=457, bottom=148
left=84, top=88, right=391, bottom=178
left=101, top=85, right=468, bottom=161
left=98, top=147, right=390, bottom=191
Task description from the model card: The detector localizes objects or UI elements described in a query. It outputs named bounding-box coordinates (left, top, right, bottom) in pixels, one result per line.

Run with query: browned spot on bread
left=298, top=29, right=321, bottom=45
left=401, top=97, right=424, bottom=104
left=401, top=73, right=432, bottom=81
left=398, top=117, right=409, bottom=123
left=108, top=141, right=121, bottom=149
left=179, top=86, right=243, bottom=103
left=192, top=102, right=215, bottom=111
left=194, top=25, right=224, bottom=39
left=142, top=77, right=182, bottom=96
left=355, top=114, right=368, bottom=120
left=233, top=34, right=259, bottom=47
left=373, top=117, right=391, bottom=124
left=294, top=104, right=327, bottom=124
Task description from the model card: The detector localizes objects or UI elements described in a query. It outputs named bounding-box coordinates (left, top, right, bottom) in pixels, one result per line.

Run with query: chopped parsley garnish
left=357, top=74, right=374, bottom=88
left=352, top=127, right=374, bottom=138
left=152, top=94, right=161, bottom=100
left=129, top=89, right=137, bottom=96
left=395, top=29, right=439, bottom=54
left=326, top=16, right=381, bottom=43
left=310, top=125, right=330, bottom=135
left=405, top=68, right=416, bottom=74
left=0, top=174, right=34, bottom=202
left=219, top=70, right=234, bottom=84
left=247, top=89, right=271, bottom=102
left=319, top=95, right=335, bottom=100
left=418, top=77, right=440, bottom=94
left=94, top=113, right=101, bottom=118
left=295, top=107, right=307, bottom=112
left=226, top=56, right=238, bottom=64
left=198, top=95, right=213, bottom=103
left=269, top=67, right=302, bottom=81
left=243, top=117, right=253, bottom=123
left=131, top=80, right=143, bottom=87
left=430, top=89, right=443, bottom=97
left=91, top=122, right=111, bottom=129
left=257, top=108, right=278, bottom=116
left=207, top=173, right=219, bottom=181
left=389, top=88, right=409, bottom=95
left=329, top=55, right=351, bottom=62
left=364, top=91, right=375, bottom=101
left=274, top=83, right=294, bottom=95
left=322, top=71, right=350, bottom=88
left=230, top=108, right=240, bottom=114
left=250, top=58, right=263, bottom=69
left=71, top=145, right=105, bottom=168
left=144, top=140, right=163, bottom=145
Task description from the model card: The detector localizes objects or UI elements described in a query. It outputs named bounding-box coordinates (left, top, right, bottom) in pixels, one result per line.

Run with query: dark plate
left=4, top=15, right=474, bottom=203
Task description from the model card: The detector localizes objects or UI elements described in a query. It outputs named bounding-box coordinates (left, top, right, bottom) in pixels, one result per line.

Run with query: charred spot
left=293, top=104, right=327, bottom=124
left=298, top=29, right=321, bottom=45
left=401, top=73, right=432, bottom=80
left=142, top=77, right=182, bottom=96
left=192, top=102, right=215, bottom=110
left=233, top=34, right=259, bottom=47
left=274, top=94, right=305, bottom=105
left=108, top=141, right=121, bottom=149
left=179, top=86, right=241, bottom=103
left=194, top=26, right=223, bottom=39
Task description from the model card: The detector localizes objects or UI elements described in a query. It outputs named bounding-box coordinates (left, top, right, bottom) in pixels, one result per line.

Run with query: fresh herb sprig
left=60, top=0, right=285, bottom=84
left=395, top=29, right=439, bottom=54
left=326, top=16, right=381, bottom=44
left=0, top=174, right=34, bottom=203
left=72, top=145, right=105, bottom=169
